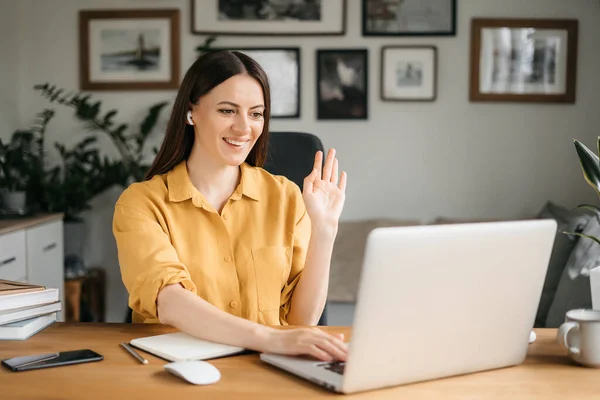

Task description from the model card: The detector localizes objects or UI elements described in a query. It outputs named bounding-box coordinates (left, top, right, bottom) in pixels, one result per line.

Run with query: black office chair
left=263, top=131, right=328, bottom=326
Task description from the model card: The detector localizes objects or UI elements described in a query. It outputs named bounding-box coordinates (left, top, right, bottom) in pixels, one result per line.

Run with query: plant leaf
left=574, top=139, right=600, bottom=197
left=574, top=204, right=600, bottom=215
left=562, top=230, right=600, bottom=246
left=139, top=102, right=168, bottom=137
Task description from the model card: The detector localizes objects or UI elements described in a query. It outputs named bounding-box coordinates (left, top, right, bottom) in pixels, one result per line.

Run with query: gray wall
left=0, top=0, right=19, bottom=137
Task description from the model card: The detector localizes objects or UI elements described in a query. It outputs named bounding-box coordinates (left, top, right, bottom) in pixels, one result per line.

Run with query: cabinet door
left=26, top=220, right=64, bottom=321
left=0, top=230, right=27, bottom=282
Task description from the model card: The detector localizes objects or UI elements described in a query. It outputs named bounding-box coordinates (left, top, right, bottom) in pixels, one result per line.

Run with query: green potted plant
left=34, top=83, right=169, bottom=182
left=41, top=135, right=127, bottom=269
left=42, top=136, right=127, bottom=222
left=566, top=137, right=600, bottom=244
left=567, top=137, right=600, bottom=309
left=0, top=110, right=52, bottom=214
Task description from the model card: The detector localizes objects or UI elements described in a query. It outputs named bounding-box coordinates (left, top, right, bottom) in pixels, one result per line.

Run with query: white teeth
left=224, top=138, right=247, bottom=146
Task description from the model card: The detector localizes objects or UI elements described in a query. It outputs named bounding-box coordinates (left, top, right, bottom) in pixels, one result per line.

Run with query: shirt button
left=222, top=213, right=228, bottom=220
left=224, top=255, right=231, bottom=263
left=230, top=300, right=238, bottom=308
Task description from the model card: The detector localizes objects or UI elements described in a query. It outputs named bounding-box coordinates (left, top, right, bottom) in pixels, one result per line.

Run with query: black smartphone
left=1, top=349, right=103, bottom=372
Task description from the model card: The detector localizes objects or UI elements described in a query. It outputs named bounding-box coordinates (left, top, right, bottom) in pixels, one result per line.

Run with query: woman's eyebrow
left=217, top=101, right=264, bottom=109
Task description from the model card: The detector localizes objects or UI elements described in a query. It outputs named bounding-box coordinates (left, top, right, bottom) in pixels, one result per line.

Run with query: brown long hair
left=144, top=50, right=271, bottom=180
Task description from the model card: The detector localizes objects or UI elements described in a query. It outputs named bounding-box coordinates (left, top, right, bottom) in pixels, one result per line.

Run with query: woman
left=113, top=50, right=348, bottom=362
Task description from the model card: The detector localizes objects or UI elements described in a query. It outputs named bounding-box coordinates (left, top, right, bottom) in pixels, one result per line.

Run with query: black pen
left=121, top=342, right=148, bottom=365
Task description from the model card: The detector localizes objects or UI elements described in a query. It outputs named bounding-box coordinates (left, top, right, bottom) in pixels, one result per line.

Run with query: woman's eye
left=252, top=112, right=263, bottom=118
left=219, top=109, right=234, bottom=114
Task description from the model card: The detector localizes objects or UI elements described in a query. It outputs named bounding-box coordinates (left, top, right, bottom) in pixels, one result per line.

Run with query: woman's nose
left=232, top=114, right=251, bottom=135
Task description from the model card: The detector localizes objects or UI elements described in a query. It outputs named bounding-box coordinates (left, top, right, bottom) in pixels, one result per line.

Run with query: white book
left=0, top=288, right=59, bottom=312
left=0, top=301, right=62, bottom=325
left=130, top=332, right=246, bottom=362
left=0, top=313, right=56, bottom=340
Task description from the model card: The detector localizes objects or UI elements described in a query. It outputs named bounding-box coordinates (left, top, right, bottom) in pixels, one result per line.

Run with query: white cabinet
left=26, top=220, right=64, bottom=321
left=0, top=216, right=64, bottom=321
left=0, top=230, right=26, bottom=282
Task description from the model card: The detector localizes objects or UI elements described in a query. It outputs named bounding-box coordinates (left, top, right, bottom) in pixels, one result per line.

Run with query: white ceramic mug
left=557, top=309, right=600, bottom=368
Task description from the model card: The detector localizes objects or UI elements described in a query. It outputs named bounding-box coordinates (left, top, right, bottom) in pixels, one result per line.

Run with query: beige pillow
left=328, top=219, right=420, bottom=303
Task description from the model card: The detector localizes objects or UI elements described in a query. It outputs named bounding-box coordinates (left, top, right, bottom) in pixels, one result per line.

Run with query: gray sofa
left=327, top=201, right=598, bottom=328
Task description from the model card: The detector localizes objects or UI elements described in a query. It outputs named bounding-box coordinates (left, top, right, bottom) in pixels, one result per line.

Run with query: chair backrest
left=262, top=131, right=328, bottom=326
left=263, top=131, right=325, bottom=191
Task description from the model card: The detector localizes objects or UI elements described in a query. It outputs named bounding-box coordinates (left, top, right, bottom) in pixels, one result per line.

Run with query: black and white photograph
left=317, top=49, right=368, bottom=120
left=191, top=0, right=346, bottom=35
left=489, top=37, right=558, bottom=86
left=218, top=0, right=322, bottom=21
left=396, top=62, right=423, bottom=86
left=362, top=0, right=456, bottom=36
left=470, top=18, right=578, bottom=103
left=100, top=30, right=161, bottom=73
left=79, top=9, right=180, bottom=90
left=381, top=46, right=436, bottom=101
left=213, top=47, right=300, bottom=118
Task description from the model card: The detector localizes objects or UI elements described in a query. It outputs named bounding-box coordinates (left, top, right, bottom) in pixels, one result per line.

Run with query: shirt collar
left=238, top=162, right=261, bottom=201
left=167, top=161, right=261, bottom=205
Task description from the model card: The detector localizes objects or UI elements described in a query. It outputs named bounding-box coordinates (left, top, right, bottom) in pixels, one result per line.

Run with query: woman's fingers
left=338, top=171, right=347, bottom=192
left=321, top=148, right=336, bottom=182
left=306, top=344, right=333, bottom=362
left=331, top=158, right=339, bottom=185
left=313, top=150, right=323, bottom=177
left=303, top=166, right=318, bottom=194
left=310, top=330, right=348, bottom=361
left=314, top=337, right=347, bottom=362
left=282, top=329, right=348, bottom=361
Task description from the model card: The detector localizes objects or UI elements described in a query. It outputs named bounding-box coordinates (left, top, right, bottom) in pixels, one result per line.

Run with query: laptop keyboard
left=317, top=361, right=346, bottom=375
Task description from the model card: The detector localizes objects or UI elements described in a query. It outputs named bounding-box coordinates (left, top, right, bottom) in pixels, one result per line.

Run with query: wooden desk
left=0, top=324, right=597, bottom=399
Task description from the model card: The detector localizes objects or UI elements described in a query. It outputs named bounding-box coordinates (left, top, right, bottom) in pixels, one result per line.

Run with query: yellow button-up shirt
left=113, top=161, right=310, bottom=325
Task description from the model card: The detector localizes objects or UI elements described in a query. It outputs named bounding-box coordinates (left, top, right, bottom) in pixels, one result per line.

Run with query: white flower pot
left=1, top=191, right=26, bottom=213
left=592, top=266, right=600, bottom=310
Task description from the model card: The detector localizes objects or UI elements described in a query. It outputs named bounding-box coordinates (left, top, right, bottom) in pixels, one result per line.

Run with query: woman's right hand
left=262, top=328, right=348, bottom=362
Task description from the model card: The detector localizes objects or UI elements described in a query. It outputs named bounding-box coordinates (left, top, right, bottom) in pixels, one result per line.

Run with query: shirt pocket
left=251, top=246, right=292, bottom=311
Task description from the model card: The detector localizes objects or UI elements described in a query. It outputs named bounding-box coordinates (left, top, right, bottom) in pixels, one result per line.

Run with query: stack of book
left=0, top=279, right=62, bottom=340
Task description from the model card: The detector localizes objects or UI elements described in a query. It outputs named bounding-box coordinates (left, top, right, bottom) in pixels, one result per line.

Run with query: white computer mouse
left=164, top=360, right=221, bottom=385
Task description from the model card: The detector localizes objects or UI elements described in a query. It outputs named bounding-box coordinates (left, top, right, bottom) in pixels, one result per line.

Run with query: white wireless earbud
left=186, top=110, right=194, bottom=125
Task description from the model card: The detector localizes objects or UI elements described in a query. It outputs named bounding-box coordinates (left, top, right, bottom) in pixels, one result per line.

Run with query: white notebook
left=129, top=332, right=246, bottom=362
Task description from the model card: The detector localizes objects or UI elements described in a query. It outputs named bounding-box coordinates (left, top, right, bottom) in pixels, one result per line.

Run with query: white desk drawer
left=0, top=230, right=27, bottom=281
left=26, top=220, right=64, bottom=290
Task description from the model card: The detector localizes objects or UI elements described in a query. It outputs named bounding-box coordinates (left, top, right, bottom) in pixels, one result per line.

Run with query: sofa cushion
left=328, top=219, right=420, bottom=303
left=545, top=212, right=600, bottom=327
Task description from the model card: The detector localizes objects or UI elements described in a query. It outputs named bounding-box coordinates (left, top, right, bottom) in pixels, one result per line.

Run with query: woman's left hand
left=302, top=149, right=347, bottom=229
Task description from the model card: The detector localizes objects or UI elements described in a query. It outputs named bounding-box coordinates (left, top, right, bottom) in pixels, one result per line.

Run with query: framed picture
left=381, top=46, right=437, bottom=101
left=362, top=0, right=456, bottom=37
left=207, top=47, right=301, bottom=118
left=191, top=0, right=346, bottom=36
left=317, top=49, right=368, bottom=120
left=79, top=9, right=180, bottom=91
left=469, top=18, right=578, bottom=103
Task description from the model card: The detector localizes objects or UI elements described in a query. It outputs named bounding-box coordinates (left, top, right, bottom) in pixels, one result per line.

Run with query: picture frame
left=469, top=18, right=578, bottom=103
left=206, top=47, right=301, bottom=118
left=362, top=0, right=456, bottom=37
left=191, top=0, right=346, bottom=36
left=79, top=9, right=180, bottom=91
left=316, top=49, right=368, bottom=120
left=381, top=46, right=437, bottom=102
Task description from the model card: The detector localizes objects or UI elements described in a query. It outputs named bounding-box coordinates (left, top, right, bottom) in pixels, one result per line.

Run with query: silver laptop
left=260, top=219, right=556, bottom=394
